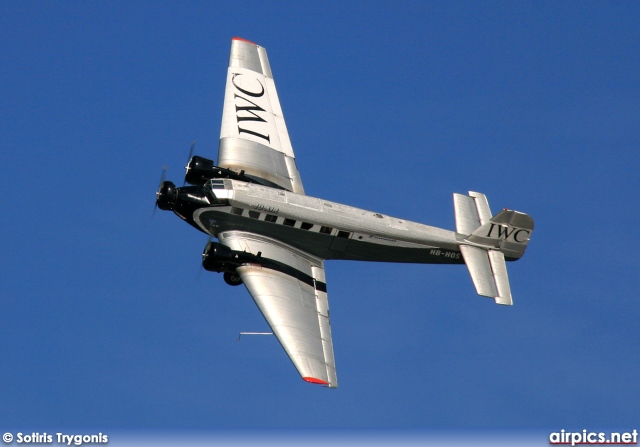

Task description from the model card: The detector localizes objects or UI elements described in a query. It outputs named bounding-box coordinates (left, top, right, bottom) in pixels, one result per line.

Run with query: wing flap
left=311, top=265, right=337, bottom=387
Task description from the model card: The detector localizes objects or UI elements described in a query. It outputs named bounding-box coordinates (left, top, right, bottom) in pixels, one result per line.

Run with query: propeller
left=197, top=235, right=214, bottom=279
left=153, top=166, right=167, bottom=216
left=183, top=140, right=196, bottom=186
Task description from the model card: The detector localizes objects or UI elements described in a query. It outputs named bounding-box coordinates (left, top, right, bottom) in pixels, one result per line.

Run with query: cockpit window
left=208, top=179, right=225, bottom=189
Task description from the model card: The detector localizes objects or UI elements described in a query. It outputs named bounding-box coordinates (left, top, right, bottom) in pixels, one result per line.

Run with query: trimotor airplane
left=155, top=37, right=534, bottom=389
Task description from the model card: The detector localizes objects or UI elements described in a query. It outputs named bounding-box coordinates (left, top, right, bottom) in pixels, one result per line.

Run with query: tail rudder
left=465, top=208, right=534, bottom=260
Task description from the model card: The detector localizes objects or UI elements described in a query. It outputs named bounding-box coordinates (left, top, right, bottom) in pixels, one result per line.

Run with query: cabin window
left=231, top=207, right=243, bottom=216
left=337, top=230, right=351, bottom=239
left=283, top=218, right=296, bottom=227
left=300, top=222, right=314, bottom=230
left=264, top=214, right=278, bottom=223
left=248, top=210, right=260, bottom=219
left=319, top=226, right=333, bottom=235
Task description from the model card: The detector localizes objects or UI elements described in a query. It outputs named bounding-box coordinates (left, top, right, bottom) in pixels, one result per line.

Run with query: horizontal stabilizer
left=459, top=245, right=497, bottom=297
left=468, top=191, right=492, bottom=225
left=453, top=194, right=481, bottom=235
left=460, top=245, right=512, bottom=305
left=453, top=191, right=493, bottom=235
left=453, top=191, right=527, bottom=305
left=488, top=250, right=512, bottom=305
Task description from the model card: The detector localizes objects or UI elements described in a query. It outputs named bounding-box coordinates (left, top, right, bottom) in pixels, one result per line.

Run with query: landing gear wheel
left=223, top=271, right=243, bottom=286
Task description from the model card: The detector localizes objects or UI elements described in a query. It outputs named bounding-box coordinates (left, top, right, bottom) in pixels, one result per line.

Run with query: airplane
left=155, top=37, right=534, bottom=389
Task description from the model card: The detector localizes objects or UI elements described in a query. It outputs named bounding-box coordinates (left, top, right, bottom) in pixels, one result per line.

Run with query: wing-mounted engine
left=202, top=241, right=265, bottom=286
left=185, top=155, right=284, bottom=189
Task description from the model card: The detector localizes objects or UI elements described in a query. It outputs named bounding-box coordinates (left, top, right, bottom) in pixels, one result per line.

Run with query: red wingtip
left=232, top=36, right=256, bottom=45
left=303, top=377, right=330, bottom=385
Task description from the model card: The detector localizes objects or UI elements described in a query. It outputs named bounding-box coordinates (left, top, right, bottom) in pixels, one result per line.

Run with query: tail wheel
left=223, top=271, right=243, bottom=286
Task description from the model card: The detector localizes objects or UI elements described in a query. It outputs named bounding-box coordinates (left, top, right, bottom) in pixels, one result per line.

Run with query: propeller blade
left=153, top=166, right=168, bottom=216
left=188, top=141, right=196, bottom=163
left=197, top=235, right=214, bottom=279
left=184, top=141, right=196, bottom=185
left=159, top=165, right=167, bottom=187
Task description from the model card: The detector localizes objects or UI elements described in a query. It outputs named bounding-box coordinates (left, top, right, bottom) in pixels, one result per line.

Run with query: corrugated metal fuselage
left=189, top=180, right=464, bottom=264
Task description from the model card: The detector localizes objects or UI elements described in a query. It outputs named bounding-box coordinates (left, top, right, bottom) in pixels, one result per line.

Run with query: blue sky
left=1, top=0, right=639, bottom=436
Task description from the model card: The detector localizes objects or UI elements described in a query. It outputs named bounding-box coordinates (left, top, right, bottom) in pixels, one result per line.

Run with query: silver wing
left=216, top=38, right=337, bottom=387
left=219, top=231, right=337, bottom=388
left=218, top=37, right=304, bottom=194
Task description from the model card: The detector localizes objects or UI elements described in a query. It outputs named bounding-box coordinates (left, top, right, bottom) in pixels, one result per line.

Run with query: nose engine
left=156, top=181, right=178, bottom=210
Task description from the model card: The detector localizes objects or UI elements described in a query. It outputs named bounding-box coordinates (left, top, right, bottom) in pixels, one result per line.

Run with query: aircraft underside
left=154, top=37, right=534, bottom=388
left=196, top=206, right=465, bottom=264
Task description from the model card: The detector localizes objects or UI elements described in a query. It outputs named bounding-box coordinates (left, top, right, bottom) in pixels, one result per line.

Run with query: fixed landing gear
left=223, top=271, right=243, bottom=286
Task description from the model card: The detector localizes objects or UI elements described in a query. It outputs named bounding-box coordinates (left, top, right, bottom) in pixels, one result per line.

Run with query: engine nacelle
left=184, top=156, right=216, bottom=185
left=202, top=241, right=242, bottom=273
left=156, top=181, right=178, bottom=210
left=184, top=155, right=282, bottom=188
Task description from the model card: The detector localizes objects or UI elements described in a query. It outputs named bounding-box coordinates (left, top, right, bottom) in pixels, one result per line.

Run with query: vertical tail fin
left=465, top=208, right=534, bottom=260
left=453, top=192, right=534, bottom=305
